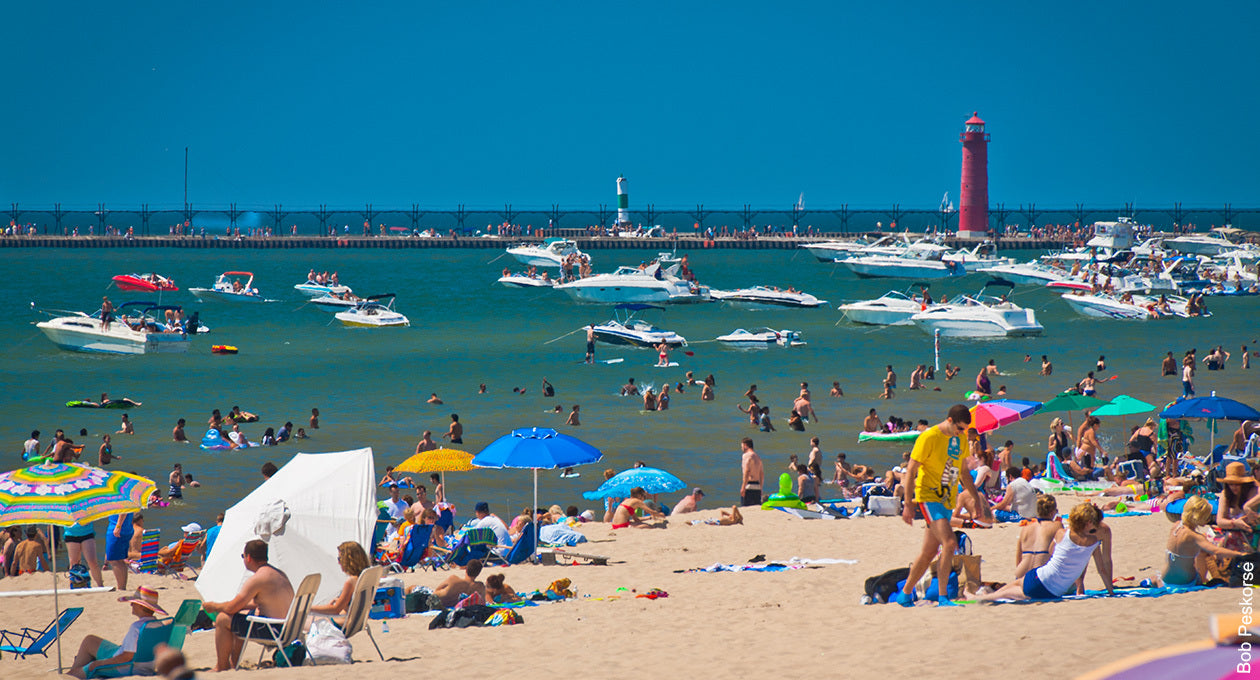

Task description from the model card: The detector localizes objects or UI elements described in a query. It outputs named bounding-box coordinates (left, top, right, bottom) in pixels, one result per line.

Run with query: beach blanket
left=539, top=523, right=587, bottom=546
left=975, top=584, right=1213, bottom=605
left=683, top=562, right=806, bottom=573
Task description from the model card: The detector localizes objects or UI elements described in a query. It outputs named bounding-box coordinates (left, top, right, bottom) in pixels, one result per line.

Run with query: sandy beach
left=0, top=493, right=1239, bottom=680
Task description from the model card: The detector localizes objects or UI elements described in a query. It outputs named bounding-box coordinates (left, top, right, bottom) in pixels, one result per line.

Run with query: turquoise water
left=2, top=247, right=1257, bottom=533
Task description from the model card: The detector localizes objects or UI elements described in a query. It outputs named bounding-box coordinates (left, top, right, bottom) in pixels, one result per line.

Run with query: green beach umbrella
left=1040, top=392, right=1107, bottom=429
left=1092, top=395, right=1155, bottom=417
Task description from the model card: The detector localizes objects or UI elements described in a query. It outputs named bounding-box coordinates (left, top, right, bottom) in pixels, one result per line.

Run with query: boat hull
left=189, top=289, right=266, bottom=303
left=838, top=305, right=921, bottom=326
left=36, top=321, right=190, bottom=354
left=843, top=261, right=963, bottom=279
left=557, top=285, right=709, bottom=304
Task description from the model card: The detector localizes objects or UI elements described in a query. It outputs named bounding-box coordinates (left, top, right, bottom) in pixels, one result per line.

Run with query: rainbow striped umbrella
left=0, top=463, right=154, bottom=672
left=969, top=399, right=1043, bottom=434
left=0, top=463, right=156, bottom=526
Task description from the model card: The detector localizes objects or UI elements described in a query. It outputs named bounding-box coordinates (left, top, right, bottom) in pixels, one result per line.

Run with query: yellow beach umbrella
left=395, top=448, right=475, bottom=474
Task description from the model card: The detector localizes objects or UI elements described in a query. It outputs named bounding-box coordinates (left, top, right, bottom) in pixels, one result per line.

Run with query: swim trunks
left=586, top=341, right=595, bottom=353
left=450, top=437, right=463, bottom=444
left=741, top=487, right=762, bottom=507
left=231, top=612, right=283, bottom=639
left=919, top=502, right=951, bottom=523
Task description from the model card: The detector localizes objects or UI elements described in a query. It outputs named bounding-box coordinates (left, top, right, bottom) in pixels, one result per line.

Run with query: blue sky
left=3, top=2, right=1257, bottom=210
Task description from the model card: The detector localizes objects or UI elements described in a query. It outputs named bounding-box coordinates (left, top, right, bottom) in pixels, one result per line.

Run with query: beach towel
left=539, top=524, right=587, bottom=546
left=253, top=499, right=291, bottom=541
left=683, top=562, right=805, bottom=573
left=977, top=584, right=1213, bottom=605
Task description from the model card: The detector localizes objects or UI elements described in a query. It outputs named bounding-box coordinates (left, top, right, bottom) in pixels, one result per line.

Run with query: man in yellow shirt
left=897, top=404, right=978, bottom=606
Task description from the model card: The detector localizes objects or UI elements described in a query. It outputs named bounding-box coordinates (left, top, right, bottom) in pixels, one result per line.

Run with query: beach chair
left=370, top=507, right=392, bottom=557
left=127, top=528, right=162, bottom=574
left=86, top=618, right=184, bottom=679
left=171, top=599, right=203, bottom=628
left=157, top=533, right=204, bottom=578
left=0, top=607, right=84, bottom=660
left=386, top=523, right=438, bottom=573
left=334, top=565, right=384, bottom=661
left=447, top=527, right=498, bottom=567
left=502, top=523, right=536, bottom=565
left=235, top=572, right=320, bottom=669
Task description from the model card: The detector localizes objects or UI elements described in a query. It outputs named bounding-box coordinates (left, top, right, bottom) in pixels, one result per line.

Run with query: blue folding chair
left=447, top=527, right=497, bottom=567
left=387, top=523, right=440, bottom=572
left=87, top=619, right=182, bottom=679
left=502, top=523, right=536, bottom=565
left=0, top=607, right=84, bottom=660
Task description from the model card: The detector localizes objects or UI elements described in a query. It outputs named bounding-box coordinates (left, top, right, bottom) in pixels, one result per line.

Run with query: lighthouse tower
left=958, top=112, right=990, bottom=238
left=616, top=175, right=630, bottom=227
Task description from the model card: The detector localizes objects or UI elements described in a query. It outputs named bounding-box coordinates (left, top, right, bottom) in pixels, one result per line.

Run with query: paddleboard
left=653, top=362, right=680, bottom=368
left=560, top=471, right=581, bottom=478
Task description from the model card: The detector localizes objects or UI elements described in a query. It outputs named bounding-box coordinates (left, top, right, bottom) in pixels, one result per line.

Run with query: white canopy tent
left=196, top=448, right=376, bottom=604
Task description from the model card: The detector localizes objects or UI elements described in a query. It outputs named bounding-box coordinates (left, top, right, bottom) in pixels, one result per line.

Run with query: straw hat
left=119, top=586, right=167, bottom=615
left=1220, top=462, right=1255, bottom=486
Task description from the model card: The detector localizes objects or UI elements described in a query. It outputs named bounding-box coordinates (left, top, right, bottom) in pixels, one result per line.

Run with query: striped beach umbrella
left=969, top=399, right=1043, bottom=434
left=0, top=463, right=155, bottom=672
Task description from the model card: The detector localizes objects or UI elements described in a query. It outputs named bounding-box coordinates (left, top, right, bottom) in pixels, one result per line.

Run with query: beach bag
left=272, top=641, right=306, bottom=668
left=305, top=617, right=352, bottom=664
left=954, top=531, right=972, bottom=556
left=68, top=564, right=92, bottom=589
left=864, top=567, right=911, bottom=604
left=868, top=495, right=901, bottom=516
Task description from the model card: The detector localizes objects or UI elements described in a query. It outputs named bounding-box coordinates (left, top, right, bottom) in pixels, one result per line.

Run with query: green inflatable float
left=761, top=472, right=807, bottom=510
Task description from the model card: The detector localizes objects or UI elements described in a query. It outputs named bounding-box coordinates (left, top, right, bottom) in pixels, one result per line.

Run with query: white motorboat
left=800, top=235, right=890, bottom=261
left=941, top=241, right=1012, bottom=273
left=591, top=304, right=686, bottom=348
left=310, top=292, right=363, bottom=312
left=838, top=285, right=941, bottom=326
left=294, top=281, right=352, bottom=297
left=36, top=303, right=192, bottom=354
left=1061, top=291, right=1202, bottom=319
left=189, top=271, right=267, bottom=302
left=910, top=280, right=1043, bottom=337
left=554, top=263, right=710, bottom=304
left=839, top=243, right=967, bottom=279
left=1164, top=233, right=1237, bottom=257
left=335, top=294, right=410, bottom=327
left=1130, top=237, right=1167, bottom=258
left=709, top=286, right=828, bottom=308
left=976, top=260, right=1072, bottom=286
left=497, top=273, right=556, bottom=288
left=505, top=238, right=589, bottom=268
left=715, top=327, right=805, bottom=346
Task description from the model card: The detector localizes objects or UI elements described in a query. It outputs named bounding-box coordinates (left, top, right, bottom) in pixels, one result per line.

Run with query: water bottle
left=381, top=620, right=390, bottom=634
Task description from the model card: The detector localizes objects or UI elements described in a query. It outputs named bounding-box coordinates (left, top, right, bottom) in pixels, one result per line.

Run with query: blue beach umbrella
left=1160, top=392, right=1260, bottom=453
left=473, top=428, right=604, bottom=560
left=582, top=467, right=685, bottom=500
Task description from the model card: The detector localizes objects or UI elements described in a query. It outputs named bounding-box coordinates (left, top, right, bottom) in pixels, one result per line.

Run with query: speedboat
left=800, top=234, right=922, bottom=262
left=189, top=272, right=267, bottom=302
left=112, top=273, right=178, bottom=292
left=976, top=260, right=1072, bottom=286
left=838, top=284, right=940, bottom=326
left=554, top=263, right=710, bottom=304
left=36, top=303, right=192, bottom=354
left=1061, top=292, right=1202, bottom=319
left=310, top=292, right=363, bottom=311
left=335, top=294, right=410, bottom=327
left=591, top=304, right=686, bottom=348
left=294, top=281, right=352, bottom=297
left=941, top=241, right=1012, bottom=273
left=909, top=279, right=1043, bottom=337
left=709, top=286, right=828, bottom=308
left=838, top=244, right=967, bottom=279
left=497, top=273, right=556, bottom=288
left=716, top=328, right=805, bottom=346
left=505, top=238, right=589, bottom=268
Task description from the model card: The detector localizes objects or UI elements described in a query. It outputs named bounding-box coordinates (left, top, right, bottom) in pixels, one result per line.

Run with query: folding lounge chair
left=447, top=527, right=498, bottom=567
left=502, top=523, right=536, bottom=565
left=128, top=528, right=162, bottom=574
left=386, top=524, right=438, bottom=573
left=158, top=533, right=205, bottom=578
left=87, top=618, right=183, bottom=679
left=0, top=607, right=84, bottom=660
left=235, top=573, right=320, bottom=669
left=333, top=565, right=384, bottom=661
left=171, top=599, right=203, bottom=628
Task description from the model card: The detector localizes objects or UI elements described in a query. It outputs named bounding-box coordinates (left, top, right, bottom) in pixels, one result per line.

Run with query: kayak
left=857, top=431, right=922, bottom=443
left=212, top=345, right=239, bottom=355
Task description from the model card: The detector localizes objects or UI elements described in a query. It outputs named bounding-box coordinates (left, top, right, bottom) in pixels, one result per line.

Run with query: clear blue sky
left=3, top=2, right=1257, bottom=210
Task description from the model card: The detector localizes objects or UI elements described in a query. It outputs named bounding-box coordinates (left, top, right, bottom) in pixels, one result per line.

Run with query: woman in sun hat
left=68, top=586, right=167, bottom=678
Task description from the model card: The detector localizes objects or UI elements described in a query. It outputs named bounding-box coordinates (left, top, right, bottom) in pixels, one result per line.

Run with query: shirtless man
left=621, top=378, right=639, bottom=396
left=806, top=436, right=824, bottom=481
left=863, top=408, right=883, bottom=433
left=203, top=539, right=295, bottom=672
left=1230, top=421, right=1260, bottom=455
left=830, top=381, right=844, bottom=397
left=415, top=430, right=437, bottom=454
left=434, top=559, right=487, bottom=608
left=884, top=365, right=897, bottom=389
left=566, top=405, right=581, bottom=426
left=172, top=419, right=188, bottom=442
left=739, top=437, right=764, bottom=506
left=985, top=359, right=1000, bottom=376
left=426, top=393, right=443, bottom=405
left=908, top=365, right=925, bottom=390
left=1161, top=351, right=1177, bottom=377
left=442, top=414, right=463, bottom=444
left=1039, top=355, right=1053, bottom=376
left=100, top=296, right=114, bottom=331
left=793, top=390, right=818, bottom=422
left=585, top=325, right=596, bottom=364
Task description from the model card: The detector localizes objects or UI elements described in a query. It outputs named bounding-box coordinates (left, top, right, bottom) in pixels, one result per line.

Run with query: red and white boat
left=112, top=273, right=179, bottom=292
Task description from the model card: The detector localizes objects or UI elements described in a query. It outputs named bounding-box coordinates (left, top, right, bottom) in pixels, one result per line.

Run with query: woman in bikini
left=1014, top=496, right=1060, bottom=578
left=609, top=487, right=666, bottom=530
left=1164, top=496, right=1246, bottom=586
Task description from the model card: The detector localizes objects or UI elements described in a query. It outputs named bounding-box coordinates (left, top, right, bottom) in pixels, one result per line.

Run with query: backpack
left=864, top=567, right=911, bottom=604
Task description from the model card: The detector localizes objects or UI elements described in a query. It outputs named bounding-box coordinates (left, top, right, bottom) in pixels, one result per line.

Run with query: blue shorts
left=104, top=530, right=132, bottom=562
left=1022, top=570, right=1059, bottom=600
left=919, top=502, right=952, bottom=522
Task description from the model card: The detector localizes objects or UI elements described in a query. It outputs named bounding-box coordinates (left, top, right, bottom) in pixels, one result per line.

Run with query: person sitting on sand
left=1163, top=496, right=1246, bottom=586
left=485, top=573, right=520, bottom=604
left=1013, top=495, right=1060, bottom=578
left=978, top=502, right=1114, bottom=602
left=68, top=586, right=167, bottom=679
left=610, top=487, right=666, bottom=529
left=434, top=559, right=487, bottom=608
left=309, top=541, right=371, bottom=626
left=672, top=487, right=705, bottom=515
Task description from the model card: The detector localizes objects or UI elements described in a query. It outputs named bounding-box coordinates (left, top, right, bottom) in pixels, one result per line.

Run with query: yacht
left=709, top=286, right=828, bottom=308
left=715, top=328, right=805, bottom=346
left=1164, top=233, right=1238, bottom=257
left=590, top=304, right=687, bottom=347
left=799, top=234, right=909, bottom=262
left=839, top=243, right=967, bottom=279
left=505, top=238, right=589, bottom=268
left=976, top=260, right=1072, bottom=286
left=941, top=241, right=1012, bottom=273
left=909, top=280, right=1043, bottom=338
left=838, top=284, right=941, bottom=326
left=36, top=303, right=192, bottom=354
left=334, top=294, right=410, bottom=328
left=189, top=272, right=267, bottom=302
left=554, top=263, right=710, bottom=304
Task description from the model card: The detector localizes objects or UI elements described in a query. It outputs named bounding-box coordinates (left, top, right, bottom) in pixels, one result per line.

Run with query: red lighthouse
left=958, top=112, right=990, bottom=238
